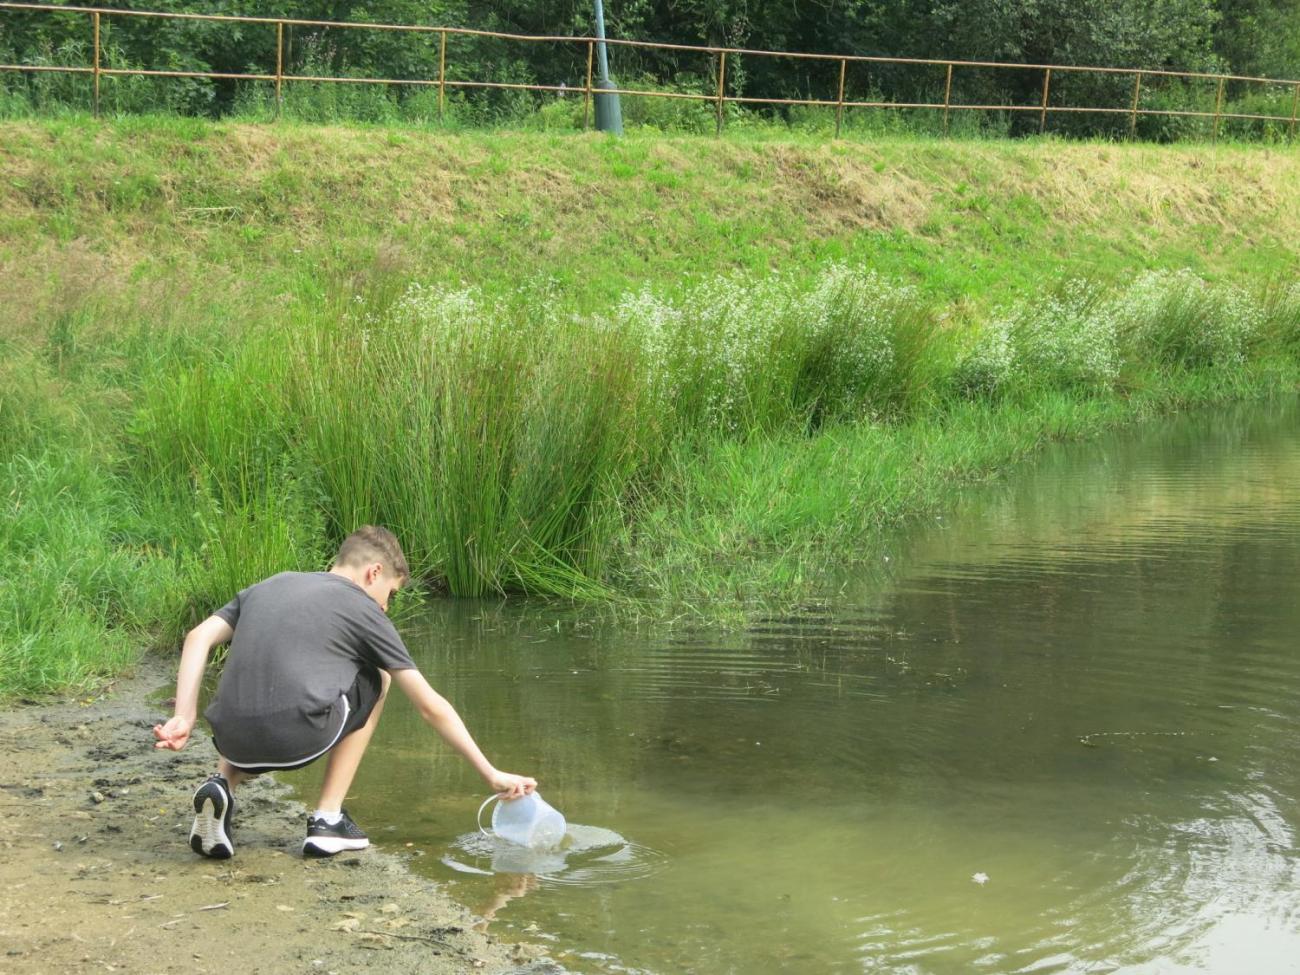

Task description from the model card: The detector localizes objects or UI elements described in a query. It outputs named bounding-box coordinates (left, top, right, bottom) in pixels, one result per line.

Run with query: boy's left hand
left=152, top=715, right=194, bottom=751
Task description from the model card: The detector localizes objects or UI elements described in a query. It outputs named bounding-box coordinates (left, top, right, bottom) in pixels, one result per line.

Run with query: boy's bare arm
left=152, top=614, right=234, bottom=751
left=391, top=668, right=537, bottom=799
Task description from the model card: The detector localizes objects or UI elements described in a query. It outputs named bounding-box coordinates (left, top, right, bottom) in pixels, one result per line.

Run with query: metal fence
left=2, top=1, right=1298, bottom=140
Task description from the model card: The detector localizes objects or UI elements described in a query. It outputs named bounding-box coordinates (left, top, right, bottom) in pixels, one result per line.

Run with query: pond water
left=287, top=399, right=1300, bottom=974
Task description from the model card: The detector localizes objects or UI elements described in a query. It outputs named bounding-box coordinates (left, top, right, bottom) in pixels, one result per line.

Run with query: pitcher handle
left=477, top=794, right=501, bottom=839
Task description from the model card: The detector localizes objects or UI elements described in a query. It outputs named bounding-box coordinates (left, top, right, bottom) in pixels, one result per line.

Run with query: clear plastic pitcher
left=478, top=792, right=567, bottom=849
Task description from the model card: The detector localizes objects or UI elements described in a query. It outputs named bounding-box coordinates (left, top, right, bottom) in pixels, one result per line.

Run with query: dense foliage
left=2, top=1, right=1298, bottom=136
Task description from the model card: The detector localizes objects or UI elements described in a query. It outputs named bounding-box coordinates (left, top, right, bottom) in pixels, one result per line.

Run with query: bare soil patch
left=0, top=659, right=559, bottom=975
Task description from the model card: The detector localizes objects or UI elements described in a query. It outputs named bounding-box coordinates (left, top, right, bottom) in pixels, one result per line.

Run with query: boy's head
left=332, top=526, right=410, bottom=612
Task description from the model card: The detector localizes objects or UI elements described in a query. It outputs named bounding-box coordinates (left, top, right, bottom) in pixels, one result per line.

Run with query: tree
left=1215, top=0, right=1300, bottom=79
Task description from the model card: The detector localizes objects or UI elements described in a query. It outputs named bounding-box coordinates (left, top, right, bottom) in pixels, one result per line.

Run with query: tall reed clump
left=606, top=267, right=956, bottom=434
left=952, top=279, right=1122, bottom=397
left=283, top=285, right=652, bottom=597
left=950, top=270, right=1289, bottom=398
left=1258, top=281, right=1300, bottom=356
left=1113, top=269, right=1263, bottom=370
left=127, top=264, right=1295, bottom=611
left=129, top=328, right=329, bottom=617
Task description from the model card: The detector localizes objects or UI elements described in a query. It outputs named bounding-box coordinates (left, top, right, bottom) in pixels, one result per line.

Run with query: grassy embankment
left=2, top=116, right=1299, bottom=697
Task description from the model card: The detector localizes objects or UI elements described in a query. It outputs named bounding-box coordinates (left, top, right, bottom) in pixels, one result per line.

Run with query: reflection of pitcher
left=474, top=872, right=540, bottom=929
left=489, top=841, right=569, bottom=875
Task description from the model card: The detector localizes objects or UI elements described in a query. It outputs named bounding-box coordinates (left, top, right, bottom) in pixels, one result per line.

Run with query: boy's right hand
left=152, top=715, right=194, bottom=751
left=489, top=770, right=537, bottom=799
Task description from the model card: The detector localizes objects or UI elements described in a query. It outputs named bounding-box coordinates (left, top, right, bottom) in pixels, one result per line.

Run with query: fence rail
left=2, top=1, right=1298, bottom=140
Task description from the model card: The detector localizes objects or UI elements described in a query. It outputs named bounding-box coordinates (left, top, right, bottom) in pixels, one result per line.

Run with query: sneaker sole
left=302, top=836, right=370, bottom=857
left=189, top=782, right=234, bottom=859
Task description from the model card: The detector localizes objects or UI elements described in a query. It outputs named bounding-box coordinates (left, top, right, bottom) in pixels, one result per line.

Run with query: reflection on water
left=444, top=824, right=668, bottom=887
left=285, top=399, right=1300, bottom=974
left=472, top=872, right=539, bottom=929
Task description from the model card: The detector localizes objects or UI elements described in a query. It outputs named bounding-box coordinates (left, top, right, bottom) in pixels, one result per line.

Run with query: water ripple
left=442, top=824, right=669, bottom=888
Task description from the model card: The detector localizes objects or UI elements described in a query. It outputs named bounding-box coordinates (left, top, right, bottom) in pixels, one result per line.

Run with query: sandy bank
left=0, top=658, right=558, bottom=975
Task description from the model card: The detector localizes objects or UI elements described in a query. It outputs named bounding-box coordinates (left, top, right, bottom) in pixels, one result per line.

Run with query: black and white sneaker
left=189, top=774, right=235, bottom=859
left=303, top=809, right=370, bottom=857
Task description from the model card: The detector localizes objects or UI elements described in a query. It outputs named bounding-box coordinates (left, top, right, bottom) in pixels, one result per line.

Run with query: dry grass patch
left=1013, top=144, right=1300, bottom=236
left=0, top=240, right=142, bottom=343
left=759, top=143, right=934, bottom=233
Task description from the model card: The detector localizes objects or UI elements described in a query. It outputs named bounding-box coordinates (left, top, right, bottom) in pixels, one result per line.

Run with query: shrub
left=1114, top=269, right=1261, bottom=368
left=1007, top=280, right=1119, bottom=391
left=951, top=317, right=1015, bottom=396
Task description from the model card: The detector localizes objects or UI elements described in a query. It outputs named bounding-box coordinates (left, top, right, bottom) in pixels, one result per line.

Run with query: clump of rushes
left=607, top=268, right=955, bottom=433
left=285, top=284, right=649, bottom=597
left=129, top=325, right=328, bottom=616
left=281, top=269, right=950, bottom=595
left=1257, top=281, right=1300, bottom=356
left=1114, top=269, right=1262, bottom=370
left=126, top=265, right=1297, bottom=607
left=1005, top=279, right=1120, bottom=391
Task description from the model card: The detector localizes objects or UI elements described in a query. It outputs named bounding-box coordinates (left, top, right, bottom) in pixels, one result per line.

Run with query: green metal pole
left=1129, top=71, right=1141, bottom=140
left=92, top=12, right=100, bottom=118
left=592, top=0, right=622, bottom=134
left=715, top=50, right=726, bottom=136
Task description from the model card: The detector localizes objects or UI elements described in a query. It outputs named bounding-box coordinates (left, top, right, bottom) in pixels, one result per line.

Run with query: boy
left=152, top=526, right=536, bottom=859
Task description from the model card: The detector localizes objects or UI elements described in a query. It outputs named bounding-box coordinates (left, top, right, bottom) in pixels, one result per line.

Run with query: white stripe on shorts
left=226, top=694, right=351, bottom=771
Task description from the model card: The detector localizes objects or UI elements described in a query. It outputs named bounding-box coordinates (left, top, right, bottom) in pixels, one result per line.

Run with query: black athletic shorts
left=225, top=667, right=383, bottom=775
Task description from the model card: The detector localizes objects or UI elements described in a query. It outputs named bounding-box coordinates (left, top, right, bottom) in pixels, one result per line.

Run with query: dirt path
left=0, top=659, right=558, bottom=975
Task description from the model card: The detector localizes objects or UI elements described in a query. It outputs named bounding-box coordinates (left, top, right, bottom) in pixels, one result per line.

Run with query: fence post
left=943, top=62, right=953, bottom=135
left=835, top=58, right=846, bottom=139
left=1212, top=76, right=1225, bottom=143
left=715, top=51, right=727, bottom=136
left=1290, top=82, right=1298, bottom=140
left=584, top=40, right=594, bottom=130
left=1129, top=70, right=1141, bottom=139
left=92, top=11, right=100, bottom=118
left=438, top=29, right=447, bottom=122
left=1039, top=67, right=1051, bottom=134
left=275, top=21, right=284, bottom=117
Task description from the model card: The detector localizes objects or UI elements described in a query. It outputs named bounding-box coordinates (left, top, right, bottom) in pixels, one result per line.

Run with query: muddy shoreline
left=0, top=658, right=558, bottom=975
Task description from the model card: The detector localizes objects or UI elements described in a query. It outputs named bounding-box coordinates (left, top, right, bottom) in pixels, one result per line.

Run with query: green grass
left=1, top=117, right=1299, bottom=698
left=4, top=118, right=1300, bottom=335
left=0, top=446, right=181, bottom=698
left=118, top=266, right=1300, bottom=610
left=619, top=361, right=1300, bottom=615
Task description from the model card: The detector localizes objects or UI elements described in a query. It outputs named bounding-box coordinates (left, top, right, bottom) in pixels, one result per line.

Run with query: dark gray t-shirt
left=203, top=571, right=416, bottom=767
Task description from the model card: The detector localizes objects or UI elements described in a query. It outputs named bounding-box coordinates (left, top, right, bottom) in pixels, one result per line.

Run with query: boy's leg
left=315, top=669, right=391, bottom=813
left=216, top=758, right=254, bottom=791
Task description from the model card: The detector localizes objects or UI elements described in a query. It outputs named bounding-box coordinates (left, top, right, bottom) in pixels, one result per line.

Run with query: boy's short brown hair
left=333, top=526, right=410, bottom=583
